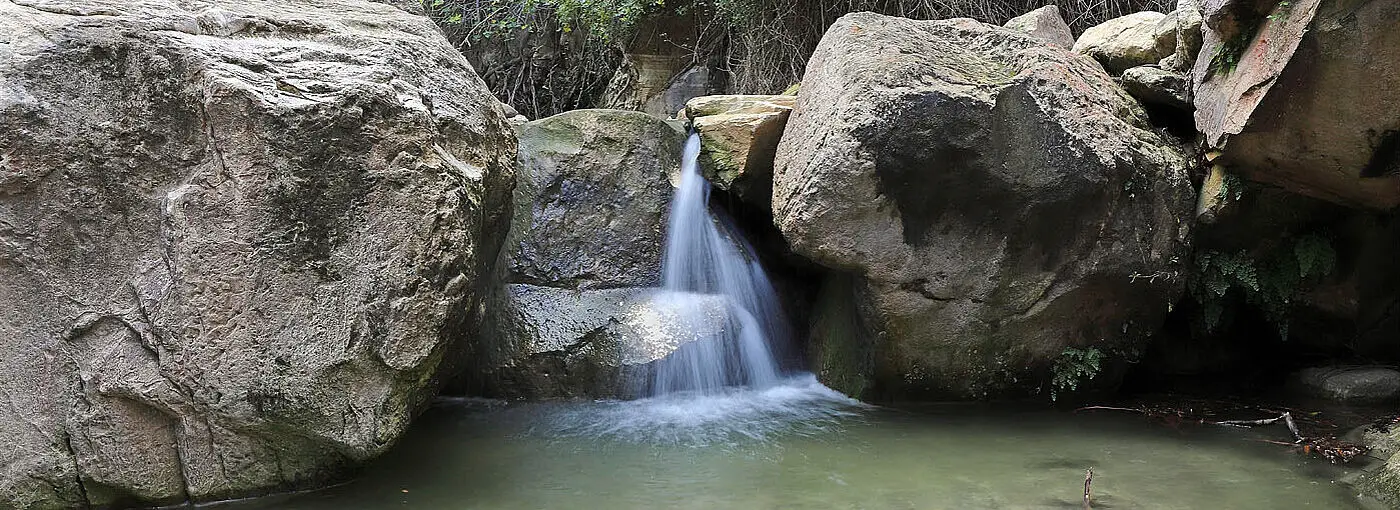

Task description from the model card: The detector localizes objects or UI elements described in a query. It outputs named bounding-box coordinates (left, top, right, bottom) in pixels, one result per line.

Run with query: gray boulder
left=775, top=13, right=1193, bottom=399
left=479, top=110, right=687, bottom=398
left=1295, top=367, right=1400, bottom=403
left=1004, top=5, right=1075, bottom=48
left=508, top=110, right=683, bottom=288
left=1121, top=65, right=1193, bottom=110
left=0, top=0, right=515, bottom=507
left=1073, top=11, right=1178, bottom=74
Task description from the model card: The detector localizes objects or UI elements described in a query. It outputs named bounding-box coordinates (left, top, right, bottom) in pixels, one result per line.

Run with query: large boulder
left=1191, top=0, right=1400, bottom=209
left=1073, top=11, right=1178, bottom=74
left=476, top=109, right=686, bottom=398
left=1003, top=5, right=1075, bottom=48
left=686, top=95, right=796, bottom=209
left=0, top=0, right=515, bottom=508
left=774, top=13, right=1194, bottom=400
left=1294, top=367, right=1400, bottom=403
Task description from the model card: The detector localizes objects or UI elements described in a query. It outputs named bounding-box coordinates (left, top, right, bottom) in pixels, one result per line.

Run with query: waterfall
left=643, top=133, right=788, bottom=396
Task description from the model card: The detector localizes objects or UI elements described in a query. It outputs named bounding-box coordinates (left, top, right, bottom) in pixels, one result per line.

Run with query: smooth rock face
left=1192, top=0, right=1400, bottom=209
left=479, top=110, right=685, bottom=398
left=0, top=0, right=515, bottom=507
left=1073, top=11, right=1177, bottom=74
left=1121, top=65, right=1193, bottom=110
left=1004, top=5, right=1075, bottom=48
left=1295, top=367, right=1400, bottom=403
left=775, top=13, right=1194, bottom=399
left=687, top=95, right=795, bottom=209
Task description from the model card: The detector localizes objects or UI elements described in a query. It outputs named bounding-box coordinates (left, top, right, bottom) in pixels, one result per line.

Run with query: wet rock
left=1191, top=0, right=1400, bottom=209
left=1121, top=65, right=1193, bottom=110
left=775, top=13, right=1193, bottom=400
left=0, top=0, right=515, bottom=507
left=1295, top=367, right=1400, bottom=403
left=686, top=95, right=795, bottom=209
left=1004, top=5, right=1075, bottom=48
left=1073, top=11, right=1178, bottom=74
left=483, top=286, right=735, bottom=398
left=508, top=110, right=683, bottom=288
left=478, top=109, right=684, bottom=398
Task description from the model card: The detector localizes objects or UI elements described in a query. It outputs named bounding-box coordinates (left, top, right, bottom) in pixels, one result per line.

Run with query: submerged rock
left=0, top=0, right=515, bottom=507
left=1073, top=11, right=1178, bottom=74
left=1192, top=0, right=1400, bottom=209
left=1004, top=5, right=1075, bottom=48
left=479, top=109, right=685, bottom=398
left=775, top=12, right=1193, bottom=400
left=686, top=95, right=795, bottom=209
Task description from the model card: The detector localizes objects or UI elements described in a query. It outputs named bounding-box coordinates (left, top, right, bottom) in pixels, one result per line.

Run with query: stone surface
left=1160, top=0, right=1204, bottom=73
left=1359, top=426, right=1400, bottom=508
left=507, top=110, right=683, bottom=289
left=685, top=95, right=797, bottom=117
left=1121, top=65, right=1193, bottom=110
left=1192, top=0, right=1400, bottom=209
left=1073, top=11, right=1178, bottom=74
left=775, top=13, right=1194, bottom=400
left=0, top=0, right=515, bottom=507
left=1295, top=367, right=1400, bottom=403
left=476, top=109, right=685, bottom=399
left=1004, top=5, right=1075, bottom=48
left=687, top=95, right=795, bottom=209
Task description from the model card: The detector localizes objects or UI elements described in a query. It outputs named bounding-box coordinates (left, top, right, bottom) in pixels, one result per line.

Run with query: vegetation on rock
left=423, top=0, right=1172, bottom=116
left=1188, top=233, right=1337, bottom=340
left=1051, top=347, right=1104, bottom=401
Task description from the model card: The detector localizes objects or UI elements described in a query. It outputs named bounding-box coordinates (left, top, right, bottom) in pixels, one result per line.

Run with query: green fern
left=1051, top=347, right=1103, bottom=401
left=1188, top=233, right=1336, bottom=340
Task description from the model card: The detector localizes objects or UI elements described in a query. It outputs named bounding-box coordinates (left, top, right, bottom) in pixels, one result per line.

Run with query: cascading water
left=536, top=131, right=865, bottom=445
left=643, top=133, right=788, bottom=396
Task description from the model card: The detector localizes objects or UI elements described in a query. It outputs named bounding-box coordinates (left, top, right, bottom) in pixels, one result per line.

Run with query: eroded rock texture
left=775, top=13, right=1194, bottom=400
left=0, top=0, right=515, bottom=507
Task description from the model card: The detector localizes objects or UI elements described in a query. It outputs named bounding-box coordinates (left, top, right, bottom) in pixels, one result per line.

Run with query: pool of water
left=230, top=376, right=1364, bottom=509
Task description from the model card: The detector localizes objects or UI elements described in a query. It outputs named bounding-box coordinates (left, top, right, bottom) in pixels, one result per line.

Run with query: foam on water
left=538, top=375, right=868, bottom=445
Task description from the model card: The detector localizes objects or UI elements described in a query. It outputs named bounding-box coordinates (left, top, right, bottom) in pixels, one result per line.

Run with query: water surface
left=234, top=377, right=1363, bottom=509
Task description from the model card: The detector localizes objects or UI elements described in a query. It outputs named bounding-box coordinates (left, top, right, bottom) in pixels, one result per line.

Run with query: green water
left=231, top=379, right=1363, bottom=509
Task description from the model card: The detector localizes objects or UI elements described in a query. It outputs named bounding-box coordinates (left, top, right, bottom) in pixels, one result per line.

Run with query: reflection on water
left=226, top=377, right=1363, bottom=510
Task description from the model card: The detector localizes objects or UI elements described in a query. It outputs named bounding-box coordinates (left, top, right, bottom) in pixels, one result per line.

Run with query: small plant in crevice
left=1188, top=233, right=1337, bottom=340
left=1051, top=347, right=1103, bottom=401
left=1205, top=0, right=1294, bottom=79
